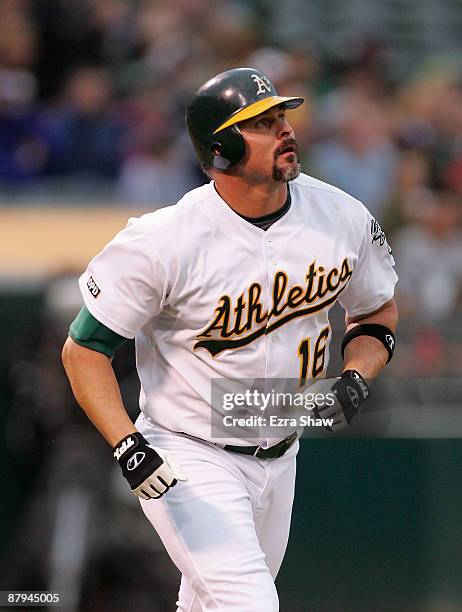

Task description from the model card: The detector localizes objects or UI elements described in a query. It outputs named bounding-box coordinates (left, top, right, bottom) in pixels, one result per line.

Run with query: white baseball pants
left=136, top=415, right=298, bottom=612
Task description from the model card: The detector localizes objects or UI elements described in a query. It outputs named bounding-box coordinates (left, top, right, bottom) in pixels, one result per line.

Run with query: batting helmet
left=185, top=67, right=304, bottom=170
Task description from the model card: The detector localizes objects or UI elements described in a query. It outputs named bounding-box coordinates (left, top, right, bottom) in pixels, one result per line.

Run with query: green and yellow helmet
left=186, top=67, right=304, bottom=170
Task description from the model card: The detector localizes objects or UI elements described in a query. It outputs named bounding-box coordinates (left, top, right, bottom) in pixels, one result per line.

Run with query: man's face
left=236, top=105, right=300, bottom=183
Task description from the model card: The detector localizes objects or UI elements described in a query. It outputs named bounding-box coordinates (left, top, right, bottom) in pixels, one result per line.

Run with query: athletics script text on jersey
left=194, top=257, right=352, bottom=356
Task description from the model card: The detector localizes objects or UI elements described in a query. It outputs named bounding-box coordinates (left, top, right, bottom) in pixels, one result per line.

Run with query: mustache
left=274, top=138, right=299, bottom=158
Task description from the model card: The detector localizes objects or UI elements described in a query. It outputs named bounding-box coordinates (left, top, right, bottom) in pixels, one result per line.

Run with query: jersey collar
left=206, top=181, right=294, bottom=244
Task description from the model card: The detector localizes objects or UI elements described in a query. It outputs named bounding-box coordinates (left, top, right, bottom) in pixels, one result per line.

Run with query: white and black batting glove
left=308, top=370, right=370, bottom=431
left=113, top=432, right=188, bottom=500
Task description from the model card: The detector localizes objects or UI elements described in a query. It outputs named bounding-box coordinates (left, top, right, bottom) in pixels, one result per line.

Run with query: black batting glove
left=113, top=432, right=188, bottom=500
left=307, top=370, right=370, bottom=431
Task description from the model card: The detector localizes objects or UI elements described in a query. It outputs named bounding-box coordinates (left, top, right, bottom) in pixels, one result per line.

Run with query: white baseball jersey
left=79, top=172, right=397, bottom=445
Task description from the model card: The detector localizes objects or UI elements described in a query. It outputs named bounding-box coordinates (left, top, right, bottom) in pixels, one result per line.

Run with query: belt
left=223, top=432, right=298, bottom=459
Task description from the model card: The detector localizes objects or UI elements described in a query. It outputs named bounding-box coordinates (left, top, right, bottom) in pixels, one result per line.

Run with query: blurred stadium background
left=0, top=0, right=461, bottom=610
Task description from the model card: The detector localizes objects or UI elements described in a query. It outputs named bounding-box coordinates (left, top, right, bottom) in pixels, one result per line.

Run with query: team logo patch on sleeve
left=371, top=218, right=393, bottom=254
left=86, top=275, right=101, bottom=298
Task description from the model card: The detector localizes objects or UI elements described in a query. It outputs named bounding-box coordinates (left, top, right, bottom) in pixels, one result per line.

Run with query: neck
left=213, top=174, right=288, bottom=217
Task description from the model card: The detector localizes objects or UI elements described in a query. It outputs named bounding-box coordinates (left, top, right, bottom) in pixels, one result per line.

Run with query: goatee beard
left=272, top=163, right=301, bottom=182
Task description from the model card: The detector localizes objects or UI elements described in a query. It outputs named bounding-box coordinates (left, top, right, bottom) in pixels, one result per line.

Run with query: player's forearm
left=342, top=335, right=389, bottom=378
left=61, top=337, right=136, bottom=446
left=343, top=299, right=398, bottom=379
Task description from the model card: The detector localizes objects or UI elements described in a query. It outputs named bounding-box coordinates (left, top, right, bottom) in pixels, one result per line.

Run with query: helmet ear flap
left=211, top=126, right=245, bottom=170
left=211, top=142, right=222, bottom=155
left=212, top=142, right=231, bottom=170
left=211, top=142, right=229, bottom=169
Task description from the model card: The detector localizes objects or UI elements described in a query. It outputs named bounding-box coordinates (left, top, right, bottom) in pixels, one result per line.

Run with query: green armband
left=69, top=306, right=128, bottom=357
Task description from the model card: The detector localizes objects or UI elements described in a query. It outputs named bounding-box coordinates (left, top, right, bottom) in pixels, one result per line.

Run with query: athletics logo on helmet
left=252, top=73, right=272, bottom=95
left=185, top=67, right=304, bottom=171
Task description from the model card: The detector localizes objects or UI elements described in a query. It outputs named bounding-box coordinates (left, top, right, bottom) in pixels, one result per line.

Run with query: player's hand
left=113, top=432, right=188, bottom=500
left=307, top=370, right=370, bottom=431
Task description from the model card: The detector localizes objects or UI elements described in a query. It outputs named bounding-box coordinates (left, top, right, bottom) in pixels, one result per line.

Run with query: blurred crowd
left=0, top=0, right=460, bottom=206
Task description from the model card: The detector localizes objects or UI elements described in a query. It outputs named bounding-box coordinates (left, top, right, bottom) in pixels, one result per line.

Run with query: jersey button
left=271, top=256, right=278, bottom=265
left=271, top=334, right=278, bottom=344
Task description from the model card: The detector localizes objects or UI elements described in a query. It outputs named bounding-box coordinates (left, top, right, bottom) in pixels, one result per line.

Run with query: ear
left=211, top=142, right=223, bottom=156
left=211, top=142, right=231, bottom=170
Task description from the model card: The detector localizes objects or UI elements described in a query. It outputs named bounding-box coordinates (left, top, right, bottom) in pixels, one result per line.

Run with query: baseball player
left=62, top=68, right=398, bottom=611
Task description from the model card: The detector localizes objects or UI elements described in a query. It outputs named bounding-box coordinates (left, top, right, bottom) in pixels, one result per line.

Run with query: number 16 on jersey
left=298, top=326, right=330, bottom=386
